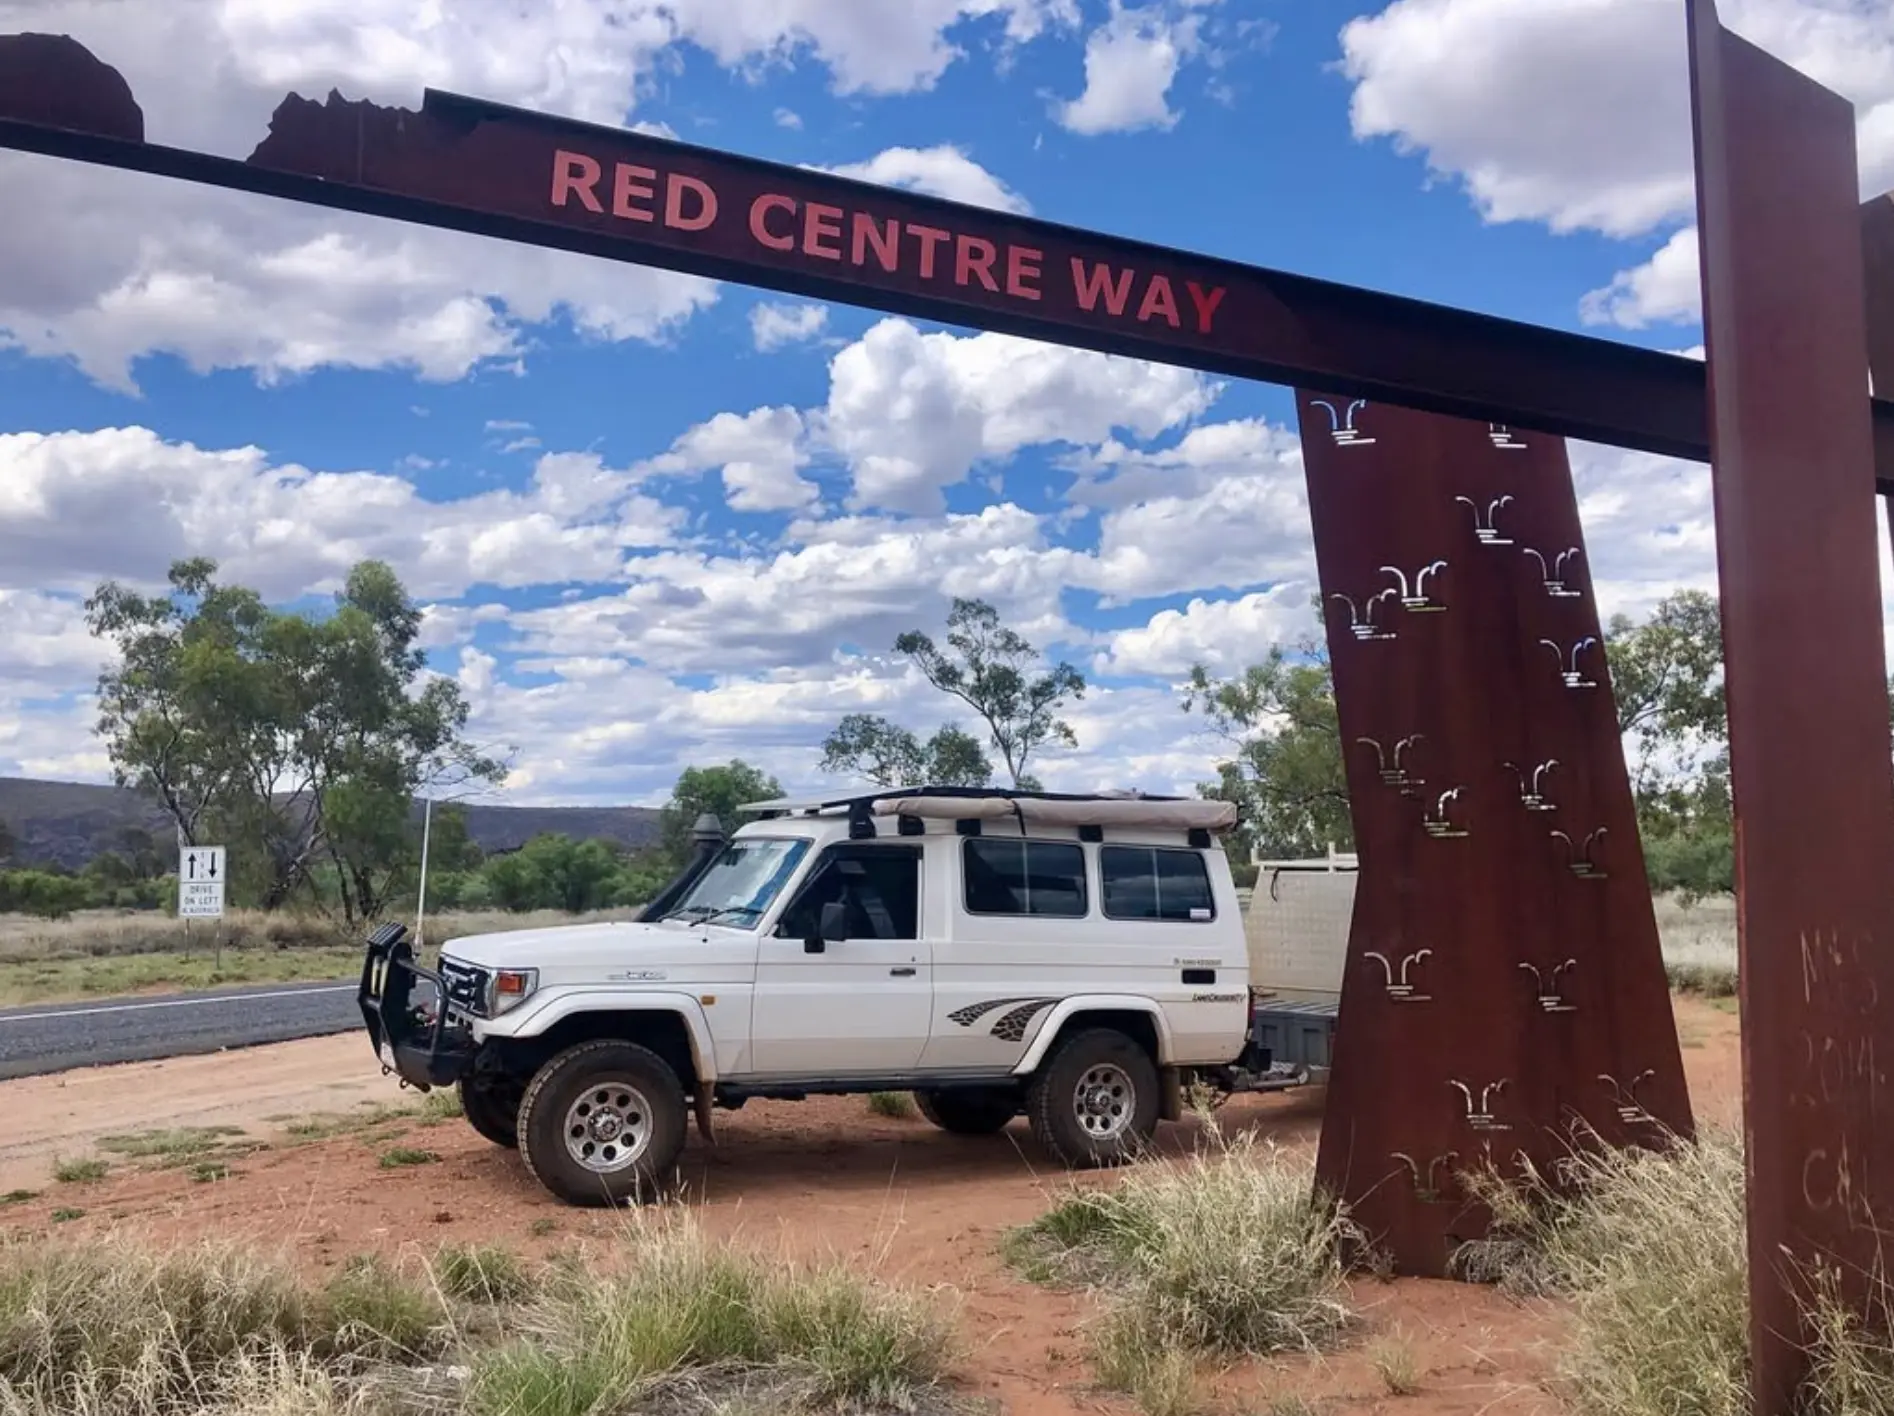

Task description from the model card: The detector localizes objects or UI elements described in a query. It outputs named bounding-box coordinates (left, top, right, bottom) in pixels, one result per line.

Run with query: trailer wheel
left=1026, top=1027, right=1160, bottom=1168
left=459, top=1078, right=521, bottom=1149
left=516, top=1040, right=688, bottom=1206
left=914, top=1085, right=1019, bottom=1135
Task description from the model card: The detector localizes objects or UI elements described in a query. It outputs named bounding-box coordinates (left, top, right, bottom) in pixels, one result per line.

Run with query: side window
left=776, top=846, right=921, bottom=941
left=1100, top=846, right=1216, bottom=922
left=962, top=838, right=1087, bottom=917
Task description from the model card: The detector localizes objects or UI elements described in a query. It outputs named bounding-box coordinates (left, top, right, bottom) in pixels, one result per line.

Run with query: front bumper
left=357, top=922, right=477, bottom=1090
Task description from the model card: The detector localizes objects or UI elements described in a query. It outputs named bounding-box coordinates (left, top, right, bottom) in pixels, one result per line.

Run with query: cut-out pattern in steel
left=1359, top=736, right=1426, bottom=795
left=1384, top=560, right=1449, bottom=612
left=1456, top=494, right=1516, bottom=545
left=1394, top=1151, right=1460, bottom=1204
left=1421, top=788, right=1469, bottom=840
left=1450, top=1079, right=1511, bottom=1132
left=1505, top=759, right=1560, bottom=812
left=1367, top=948, right=1433, bottom=1001
left=1600, top=1070, right=1659, bottom=1127
left=1330, top=589, right=1399, bottom=642
left=1524, top=546, right=1585, bottom=598
left=1552, top=828, right=1610, bottom=879
left=1488, top=424, right=1528, bottom=450
left=1541, top=636, right=1601, bottom=689
left=1520, top=960, right=1578, bottom=1013
left=1312, top=398, right=1376, bottom=447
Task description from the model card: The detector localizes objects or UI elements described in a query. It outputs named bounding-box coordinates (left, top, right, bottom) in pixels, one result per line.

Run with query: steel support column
left=1688, top=5, right=1894, bottom=1410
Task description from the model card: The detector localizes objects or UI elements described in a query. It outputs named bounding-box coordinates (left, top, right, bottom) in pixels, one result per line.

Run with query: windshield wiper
left=661, top=905, right=720, bottom=923
left=702, top=906, right=761, bottom=927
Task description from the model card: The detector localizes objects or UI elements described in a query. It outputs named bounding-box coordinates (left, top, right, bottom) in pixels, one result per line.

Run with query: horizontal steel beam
left=1, top=94, right=1891, bottom=492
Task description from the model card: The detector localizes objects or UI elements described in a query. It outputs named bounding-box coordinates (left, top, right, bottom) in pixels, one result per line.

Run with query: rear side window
left=962, top=838, right=1087, bottom=917
left=1100, top=846, right=1216, bottom=922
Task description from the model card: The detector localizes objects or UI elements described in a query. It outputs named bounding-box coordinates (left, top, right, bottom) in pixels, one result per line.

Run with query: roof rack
left=738, top=784, right=1239, bottom=835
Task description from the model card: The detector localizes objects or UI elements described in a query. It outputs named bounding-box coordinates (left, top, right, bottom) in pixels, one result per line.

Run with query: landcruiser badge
left=609, top=969, right=668, bottom=982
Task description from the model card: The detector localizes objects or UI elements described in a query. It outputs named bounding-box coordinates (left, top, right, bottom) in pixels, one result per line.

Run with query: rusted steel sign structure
left=2, top=2, right=1891, bottom=1406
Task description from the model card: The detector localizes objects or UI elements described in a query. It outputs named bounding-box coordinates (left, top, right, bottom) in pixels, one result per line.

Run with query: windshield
left=662, top=836, right=812, bottom=929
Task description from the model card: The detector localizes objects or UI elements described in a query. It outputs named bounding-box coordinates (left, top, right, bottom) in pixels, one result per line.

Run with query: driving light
left=488, top=967, right=538, bottom=1016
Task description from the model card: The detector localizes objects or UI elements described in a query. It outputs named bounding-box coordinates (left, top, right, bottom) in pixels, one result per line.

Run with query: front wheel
left=1025, top=1028, right=1161, bottom=1168
left=459, top=1078, right=522, bottom=1149
left=515, top=1040, right=688, bottom=1206
left=914, top=1085, right=1019, bottom=1135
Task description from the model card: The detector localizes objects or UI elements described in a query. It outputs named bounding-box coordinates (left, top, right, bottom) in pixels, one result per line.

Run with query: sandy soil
left=0, top=998, right=1745, bottom=1416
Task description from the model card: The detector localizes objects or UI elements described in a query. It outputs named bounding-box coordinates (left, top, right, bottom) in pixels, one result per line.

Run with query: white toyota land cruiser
left=357, top=786, right=1309, bottom=1206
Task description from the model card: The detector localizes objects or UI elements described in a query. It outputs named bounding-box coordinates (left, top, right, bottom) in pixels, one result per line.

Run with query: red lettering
left=612, top=163, right=657, bottom=222
left=1071, top=259, right=1135, bottom=316
left=1137, top=274, right=1180, bottom=328
left=550, top=150, right=603, bottom=213
left=1187, top=281, right=1226, bottom=335
left=908, top=225, right=951, bottom=279
left=956, top=235, right=999, bottom=292
left=1007, top=246, right=1043, bottom=301
left=803, top=202, right=844, bottom=260
left=750, top=194, right=796, bottom=251
left=665, top=174, right=717, bottom=232
left=852, top=214, right=900, bottom=272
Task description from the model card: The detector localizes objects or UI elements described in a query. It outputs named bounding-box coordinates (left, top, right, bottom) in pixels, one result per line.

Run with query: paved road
left=0, top=980, right=362, bottom=1081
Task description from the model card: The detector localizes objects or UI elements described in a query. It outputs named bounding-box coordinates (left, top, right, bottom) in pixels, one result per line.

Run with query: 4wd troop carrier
left=357, top=786, right=1330, bottom=1206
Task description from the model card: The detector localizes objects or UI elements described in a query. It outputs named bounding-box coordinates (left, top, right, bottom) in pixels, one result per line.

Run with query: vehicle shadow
left=658, top=1087, right=1331, bottom=1210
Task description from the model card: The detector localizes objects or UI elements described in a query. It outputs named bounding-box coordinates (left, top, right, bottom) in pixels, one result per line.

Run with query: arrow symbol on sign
left=207, top=856, right=218, bottom=880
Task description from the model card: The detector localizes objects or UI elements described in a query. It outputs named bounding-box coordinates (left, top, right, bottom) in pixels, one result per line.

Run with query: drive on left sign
left=179, top=845, right=226, bottom=919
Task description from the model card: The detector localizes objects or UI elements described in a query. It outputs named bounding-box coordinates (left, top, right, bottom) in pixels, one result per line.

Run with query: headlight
left=486, top=967, right=538, bottom=1016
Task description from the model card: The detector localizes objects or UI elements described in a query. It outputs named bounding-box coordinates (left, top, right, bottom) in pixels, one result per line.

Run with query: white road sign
left=178, top=845, right=227, bottom=919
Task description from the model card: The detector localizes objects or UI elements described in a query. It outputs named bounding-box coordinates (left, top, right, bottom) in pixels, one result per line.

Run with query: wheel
left=1025, top=1028, right=1161, bottom=1168
left=913, top=1085, right=1019, bottom=1135
left=515, top=1040, right=689, bottom=1206
left=459, top=1077, right=521, bottom=1149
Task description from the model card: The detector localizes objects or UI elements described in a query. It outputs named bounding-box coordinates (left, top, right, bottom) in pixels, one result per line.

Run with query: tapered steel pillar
left=1868, top=194, right=1894, bottom=567
left=1688, top=5, right=1894, bottom=1410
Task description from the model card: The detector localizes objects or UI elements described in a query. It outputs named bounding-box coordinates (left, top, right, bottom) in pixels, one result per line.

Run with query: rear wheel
left=459, top=1078, right=522, bottom=1149
left=516, top=1040, right=688, bottom=1206
left=913, top=1085, right=1019, bottom=1135
left=1026, top=1027, right=1160, bottom=1168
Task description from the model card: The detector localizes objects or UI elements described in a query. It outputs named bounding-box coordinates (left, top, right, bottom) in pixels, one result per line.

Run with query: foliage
left=83, top=557, right=507, bottom=922
left=818, top=713, right=995, bottom=788
left=0, top=817, right=12, bottom=862
left=889, top=597, right=1086, bottom=787
left=1181, top=628, right=1350, bottom=859
left=657, top=760, right=783, bottom=864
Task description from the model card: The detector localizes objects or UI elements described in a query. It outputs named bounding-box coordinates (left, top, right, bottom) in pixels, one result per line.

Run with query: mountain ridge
left=0, top=776, right=665, bottom=871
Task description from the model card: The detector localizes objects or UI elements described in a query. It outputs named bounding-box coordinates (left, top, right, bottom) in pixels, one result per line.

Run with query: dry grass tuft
left=1006, top=1132, right=1354, bottom=1414
left=467, top=1211, right=957, bottom=1416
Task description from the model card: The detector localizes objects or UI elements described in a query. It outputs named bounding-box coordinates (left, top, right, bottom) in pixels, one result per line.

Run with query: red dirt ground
left=0, top=996, right=1744, bottom=1416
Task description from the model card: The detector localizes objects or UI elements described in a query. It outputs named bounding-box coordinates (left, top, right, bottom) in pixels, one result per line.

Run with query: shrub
left=468, top=1213, right=954, bottom=1415
left=1007, top=1132, right=1355, bottom=1413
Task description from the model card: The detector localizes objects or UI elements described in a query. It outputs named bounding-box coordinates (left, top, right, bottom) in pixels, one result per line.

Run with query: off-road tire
left=516, top=1040, right=688, bottom=1207
left=459, top=1078, right=522, bottom=1149
left=1025, top=1027, right=1161, bottom=1168
left=913, top=1085, right=1019, bottom=1135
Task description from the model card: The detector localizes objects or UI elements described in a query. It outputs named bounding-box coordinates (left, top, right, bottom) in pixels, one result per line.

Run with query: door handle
left=889, top=966, right=916, bottom=977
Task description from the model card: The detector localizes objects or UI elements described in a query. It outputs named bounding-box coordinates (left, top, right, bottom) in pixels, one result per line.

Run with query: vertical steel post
left=1687, top=5, right=1894, bottom=1409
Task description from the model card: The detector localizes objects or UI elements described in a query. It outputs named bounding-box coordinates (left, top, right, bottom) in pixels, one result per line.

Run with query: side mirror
left=806, top=899, right=849, bottom=954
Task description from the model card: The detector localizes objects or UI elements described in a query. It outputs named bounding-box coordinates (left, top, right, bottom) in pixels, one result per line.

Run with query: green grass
left=0, top=905, right=644, bottom=1007
left=1005, top=1132, right=1355, bottom=1413
left=48, top=1208, right=84, bottom=1223
left=867, top=1091, right=917, bottom=1119
left=377, top=1145, right=441, bottom=1169
left=94, top=1125, right=247, bottom=1161
left=0, top=1189, right=38, bottom=1206
left=468, top=1213, right=956, bottom=1416
left=51, top=1157, right=108, bottom=1184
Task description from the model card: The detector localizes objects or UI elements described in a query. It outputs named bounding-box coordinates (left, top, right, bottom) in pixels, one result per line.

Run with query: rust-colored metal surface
left=1297, top=396, right=1693, bottom=1277
left=3, top=32, right=1894, bottom=480
left=1687, top=3, right=1894, bottom=1408
left=1871, top=194, right=1894, bottom=586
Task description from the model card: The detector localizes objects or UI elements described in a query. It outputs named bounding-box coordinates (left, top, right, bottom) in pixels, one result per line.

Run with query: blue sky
left=1, top=0, right=1891, bottom=808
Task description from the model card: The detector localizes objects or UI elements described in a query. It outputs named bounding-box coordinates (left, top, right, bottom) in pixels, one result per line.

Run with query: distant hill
left=0, top=776, right=664, bottom=871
